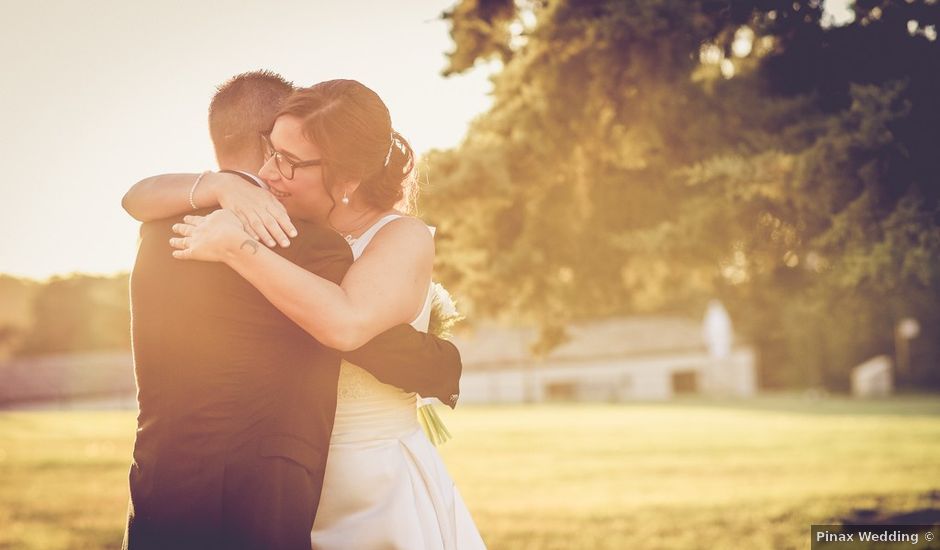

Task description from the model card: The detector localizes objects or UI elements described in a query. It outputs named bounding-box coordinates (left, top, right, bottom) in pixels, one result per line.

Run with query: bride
left=144, top=79, right=484, bottom=549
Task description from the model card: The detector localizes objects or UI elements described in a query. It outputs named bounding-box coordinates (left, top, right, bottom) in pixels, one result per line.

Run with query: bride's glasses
left=261, top=133, right=323, bottom=180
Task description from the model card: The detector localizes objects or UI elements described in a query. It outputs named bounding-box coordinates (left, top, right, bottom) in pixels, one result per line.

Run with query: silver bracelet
left=189, top=171, right=209, bottom=210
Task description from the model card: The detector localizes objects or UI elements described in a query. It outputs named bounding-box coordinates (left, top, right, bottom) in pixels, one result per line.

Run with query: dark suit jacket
left=124, top=210, right=461, bottom=549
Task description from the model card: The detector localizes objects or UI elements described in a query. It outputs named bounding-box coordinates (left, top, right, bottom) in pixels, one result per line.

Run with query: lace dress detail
left=336, top=360, right=392, bottom=401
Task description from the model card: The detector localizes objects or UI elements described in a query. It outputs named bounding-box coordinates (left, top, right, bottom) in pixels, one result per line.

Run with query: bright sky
left=0, top=0, right=492, bottom=280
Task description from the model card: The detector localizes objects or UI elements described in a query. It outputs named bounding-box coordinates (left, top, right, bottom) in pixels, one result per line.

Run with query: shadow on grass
left=839, top=489, right=940, bottom=525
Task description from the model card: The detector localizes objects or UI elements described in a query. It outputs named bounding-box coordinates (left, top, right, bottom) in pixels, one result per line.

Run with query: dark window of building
left=671, top=370, right=699, bottom=395
left=545, top=381, right=576, bottom=401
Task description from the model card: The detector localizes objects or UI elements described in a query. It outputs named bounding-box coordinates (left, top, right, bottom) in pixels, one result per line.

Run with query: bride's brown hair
left=276, top=79, right=417, bottom=213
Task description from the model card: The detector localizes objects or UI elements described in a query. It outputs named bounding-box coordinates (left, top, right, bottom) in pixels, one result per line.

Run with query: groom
left=124, top=71, right=461, bottom=549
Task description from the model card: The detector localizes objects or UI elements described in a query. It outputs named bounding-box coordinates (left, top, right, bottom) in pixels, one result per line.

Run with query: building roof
left=451, top=316, right=720, bottom=370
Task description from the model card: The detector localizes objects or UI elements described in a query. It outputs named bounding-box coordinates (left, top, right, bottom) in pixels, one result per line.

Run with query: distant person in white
left=703, top=299, right=733, bottom=360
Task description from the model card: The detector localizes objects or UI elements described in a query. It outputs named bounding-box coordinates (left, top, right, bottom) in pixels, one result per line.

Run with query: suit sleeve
left=343, top=326, right=462, bottom=408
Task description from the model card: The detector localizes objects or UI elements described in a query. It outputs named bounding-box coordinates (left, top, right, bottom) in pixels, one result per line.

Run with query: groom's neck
left=215, top=153, right=263, bottom=175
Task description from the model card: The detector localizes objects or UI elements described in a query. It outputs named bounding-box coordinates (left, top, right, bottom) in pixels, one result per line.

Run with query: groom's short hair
left=208, top=70, right=295, bottom=162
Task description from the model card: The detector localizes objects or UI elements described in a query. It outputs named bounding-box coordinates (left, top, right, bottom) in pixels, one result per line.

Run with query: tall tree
left=426, top=0, right=940, bottom=386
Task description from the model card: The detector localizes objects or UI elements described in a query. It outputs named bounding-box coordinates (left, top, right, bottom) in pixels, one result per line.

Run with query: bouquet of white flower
left=418, top=282, right=464, bottom=446
left=427, top=282, right=463, bottom=340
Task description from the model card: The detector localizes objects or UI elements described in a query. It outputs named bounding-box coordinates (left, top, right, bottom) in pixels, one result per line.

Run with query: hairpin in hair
left=384, top=133, right=395, bottom=167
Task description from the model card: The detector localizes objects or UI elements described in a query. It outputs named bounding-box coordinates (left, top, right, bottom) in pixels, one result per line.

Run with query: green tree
left=17, top=274, right=130, bottom=355
left=426, top=0, right=940, bottom=387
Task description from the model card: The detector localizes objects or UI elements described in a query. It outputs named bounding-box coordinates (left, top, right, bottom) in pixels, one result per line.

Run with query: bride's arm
left=171, top=210, right=433, bottom=351
left=122, top=173, right=213, bottom=221
left=123, top=172, right=296, bottom=248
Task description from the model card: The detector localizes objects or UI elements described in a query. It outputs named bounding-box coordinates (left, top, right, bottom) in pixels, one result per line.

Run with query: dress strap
left=349, top=214, right=404, bottom=259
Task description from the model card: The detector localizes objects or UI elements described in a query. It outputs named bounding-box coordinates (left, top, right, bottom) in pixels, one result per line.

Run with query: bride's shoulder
left=371, top=213, right=434, bottom=254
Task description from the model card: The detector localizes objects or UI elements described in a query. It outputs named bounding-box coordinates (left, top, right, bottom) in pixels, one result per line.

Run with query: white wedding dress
left=311, top=214, right=486, bottom=550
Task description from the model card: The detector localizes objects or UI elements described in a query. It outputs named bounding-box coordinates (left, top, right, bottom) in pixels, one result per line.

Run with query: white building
left=0, top=351, right=135, bottom=409
left=451, top=316, right=756, bottom=403
left=851, top=355, right=893, bottom=398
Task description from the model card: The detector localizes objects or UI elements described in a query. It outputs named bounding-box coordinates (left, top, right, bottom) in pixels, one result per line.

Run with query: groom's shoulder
left=282, top=220, right=352, bottom=283
left=287, top=220, right=347, bottom=253
left=291, top=219, right=343, bottom=245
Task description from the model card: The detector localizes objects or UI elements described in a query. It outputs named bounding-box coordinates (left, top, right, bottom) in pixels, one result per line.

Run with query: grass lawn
left=1, top=396, right=939, bottom=549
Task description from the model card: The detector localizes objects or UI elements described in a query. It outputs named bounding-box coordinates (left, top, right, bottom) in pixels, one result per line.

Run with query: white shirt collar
left=235, top=170, right=267, bottom=190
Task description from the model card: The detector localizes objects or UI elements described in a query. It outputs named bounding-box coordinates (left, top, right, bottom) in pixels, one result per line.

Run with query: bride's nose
left=259, top=154, right=280, bottom=182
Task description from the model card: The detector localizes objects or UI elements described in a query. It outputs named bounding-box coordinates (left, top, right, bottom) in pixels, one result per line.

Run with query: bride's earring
left=341, top=189, right=350, bottom=206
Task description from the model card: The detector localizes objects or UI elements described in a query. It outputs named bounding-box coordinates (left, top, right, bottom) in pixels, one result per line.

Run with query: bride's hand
left=208, top=173, right=296, bottom=248
left=170, top=210, right=256, bottom=263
